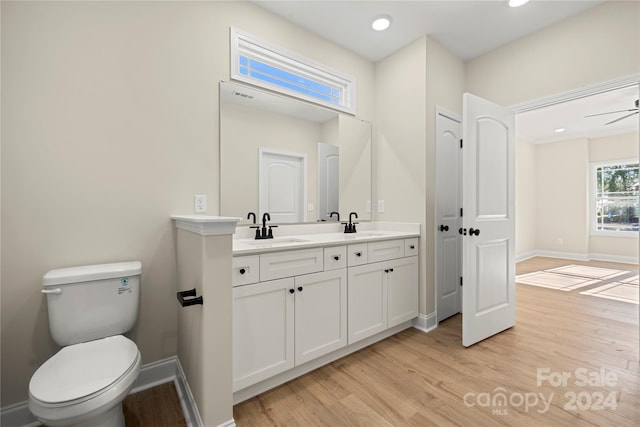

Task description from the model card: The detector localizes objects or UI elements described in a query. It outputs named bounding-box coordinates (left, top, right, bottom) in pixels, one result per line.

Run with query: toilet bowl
left=29, top=335, right=141, bottom=427
left=28, top=262, right=142, bottom=427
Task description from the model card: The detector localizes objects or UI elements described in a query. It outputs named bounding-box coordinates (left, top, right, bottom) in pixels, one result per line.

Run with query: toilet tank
left=42, top=261, right=141, bottom=346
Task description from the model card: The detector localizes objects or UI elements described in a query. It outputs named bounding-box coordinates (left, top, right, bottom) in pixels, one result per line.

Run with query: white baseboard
left=0, top=356, right=215, bottom=427
left=412, top=312, right=437, bottom=333
left=517, top=250, right=638, bottom=265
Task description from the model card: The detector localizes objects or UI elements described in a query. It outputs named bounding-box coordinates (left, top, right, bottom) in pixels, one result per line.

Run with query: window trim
left=230, top=27, right=356, bottom=114
left=589, top=158, right=639, bottom=238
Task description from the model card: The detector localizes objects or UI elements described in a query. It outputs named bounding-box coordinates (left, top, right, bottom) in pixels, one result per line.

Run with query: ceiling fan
left=585, top=98, right=639, bottom=125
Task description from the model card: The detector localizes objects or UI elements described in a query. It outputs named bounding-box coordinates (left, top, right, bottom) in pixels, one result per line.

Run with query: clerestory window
left=230, top=27, right=356, bottom=114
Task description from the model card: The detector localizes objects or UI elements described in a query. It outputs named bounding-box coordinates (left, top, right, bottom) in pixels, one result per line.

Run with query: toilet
left=29, top=262, right=142, bottom=427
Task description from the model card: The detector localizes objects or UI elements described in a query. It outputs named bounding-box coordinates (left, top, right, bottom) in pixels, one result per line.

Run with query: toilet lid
left=30, top=335, right=138, bottom=404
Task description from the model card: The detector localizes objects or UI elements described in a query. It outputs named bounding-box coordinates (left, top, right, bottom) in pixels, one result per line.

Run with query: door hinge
left=460, top=208, right=463, bottom=217
left=460, top=139, right=463, bottom=148
left=460, top=277, right=463, bottom=286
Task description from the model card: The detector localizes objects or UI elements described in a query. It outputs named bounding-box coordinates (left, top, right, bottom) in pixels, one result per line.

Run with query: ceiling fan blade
left=605, top=111, right=639, bottom=125
left=585, top=108, right=637, bottom=118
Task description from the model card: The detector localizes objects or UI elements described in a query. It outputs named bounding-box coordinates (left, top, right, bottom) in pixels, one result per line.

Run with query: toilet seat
left=30, top=335, right=139, bottom=405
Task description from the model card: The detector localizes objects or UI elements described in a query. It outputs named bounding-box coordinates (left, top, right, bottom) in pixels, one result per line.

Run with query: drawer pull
left=409, top=245, right=415, bottom=250
left=239, top=268, right=246, bottom=275
left=333, top=255, right=340, bottom=261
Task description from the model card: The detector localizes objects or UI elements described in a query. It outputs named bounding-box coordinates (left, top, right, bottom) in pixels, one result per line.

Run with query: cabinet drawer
left=260, top=248, right=324, bottom=281
left=347, top=243, right=368, bottom=266
left=404, top=238, right=419, bottom=256
left=233, top=256, right=260, bottom=287
left=324, top=246, right=347, bottom=271
left=367, top=239, right=405, bottom=263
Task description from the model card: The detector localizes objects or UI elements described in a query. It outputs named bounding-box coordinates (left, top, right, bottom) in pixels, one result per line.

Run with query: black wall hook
left=177, top=288, right=203, bottom=307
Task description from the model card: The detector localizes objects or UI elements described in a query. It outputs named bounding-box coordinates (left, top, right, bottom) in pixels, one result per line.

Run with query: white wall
left=1, top=0, right=375, bottom=407
left=516, top=132, right=639, bottom=262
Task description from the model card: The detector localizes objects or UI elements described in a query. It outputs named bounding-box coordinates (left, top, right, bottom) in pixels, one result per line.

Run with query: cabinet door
left=233, top=278, right=294, bottom=391
left=294, top=270, right=347, bottom=365
left=347, top=262, right=387, bottom=344
left=387, top=256, right=419, bottom=328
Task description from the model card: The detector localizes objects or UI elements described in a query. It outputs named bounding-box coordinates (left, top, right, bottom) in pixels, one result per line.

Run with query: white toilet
left=29, top=262, right=142, bottom=427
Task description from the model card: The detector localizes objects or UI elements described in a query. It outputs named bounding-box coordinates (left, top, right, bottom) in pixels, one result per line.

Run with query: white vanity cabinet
left=232, top=235, right=419, bottom=395
left=347, top=239, right=419, bottom=344
left=232, top=252, right=347, bottom=391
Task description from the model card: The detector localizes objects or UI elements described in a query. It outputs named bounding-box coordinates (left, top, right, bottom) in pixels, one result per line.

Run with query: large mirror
left=220, top=81, right=372, bottom=225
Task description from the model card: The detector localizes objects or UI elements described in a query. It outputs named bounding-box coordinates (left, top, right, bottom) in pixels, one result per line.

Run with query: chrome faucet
left=342, top=212, right=358, bottom=233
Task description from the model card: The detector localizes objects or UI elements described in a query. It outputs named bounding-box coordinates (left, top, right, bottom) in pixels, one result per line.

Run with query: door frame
left=258, top=148, right=308, bottom=223
left=509, top=74, right=640, bottom=352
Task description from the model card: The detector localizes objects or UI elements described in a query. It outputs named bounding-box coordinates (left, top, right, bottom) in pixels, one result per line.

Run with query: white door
left=387, top=256, right=419, bottom=328
left=347, top=262, right=387, bottom=344
left=435, top=108, right=462, bottom=323
left=462, top=93, right=516, bottom=347
left=294, top=269, right=347, bottom=365
left=260, top=149, right=306, bottom=223
left=317, top=143, right=340, bottom=221
left=232, top=278, right=295, bottom=391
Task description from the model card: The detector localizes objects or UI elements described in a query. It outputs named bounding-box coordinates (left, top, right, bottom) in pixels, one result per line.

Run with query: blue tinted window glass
left=239, top=55, right=248, bottom=66
left=239, top=67, right=248, bottom=75
left=249, top=70, right=332, bottom=102
left=249, top=59, right=333, bottom=96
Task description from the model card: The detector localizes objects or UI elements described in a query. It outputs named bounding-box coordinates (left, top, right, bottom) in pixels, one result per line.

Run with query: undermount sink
left=244, top=238, right=309, bottom=246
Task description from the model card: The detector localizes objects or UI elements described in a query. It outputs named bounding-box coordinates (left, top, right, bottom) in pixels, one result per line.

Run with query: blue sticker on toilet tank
left=121, top=278, right=128, bottom=286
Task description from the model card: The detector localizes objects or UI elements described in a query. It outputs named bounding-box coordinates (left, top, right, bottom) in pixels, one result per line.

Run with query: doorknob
left=469, top=228, right=480, bottom=236
left=439, top=224, right=449, bottom=232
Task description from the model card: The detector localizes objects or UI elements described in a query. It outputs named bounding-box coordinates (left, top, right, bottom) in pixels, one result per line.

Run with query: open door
left=462, top=93, right=516, bottom=347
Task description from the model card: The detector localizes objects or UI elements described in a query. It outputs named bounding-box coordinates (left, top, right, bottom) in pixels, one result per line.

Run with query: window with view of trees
left=592, top=161, right=639, bottom=235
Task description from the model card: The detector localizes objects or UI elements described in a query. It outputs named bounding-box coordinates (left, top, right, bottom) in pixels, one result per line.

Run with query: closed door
left=318, top=142, right=340, bottom=221
left=260, top=149, right=305, bottom=223
left=294, top=269, right=347, bottom=365
left=462, top=93, right=516, bottom=347
left=435, top=108, right=462, bottom=323
left=232, top=278, right=294, bottom=391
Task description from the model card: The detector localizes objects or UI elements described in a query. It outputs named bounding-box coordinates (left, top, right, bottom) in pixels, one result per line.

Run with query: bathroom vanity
left=231, top=222, right=420, bottom=402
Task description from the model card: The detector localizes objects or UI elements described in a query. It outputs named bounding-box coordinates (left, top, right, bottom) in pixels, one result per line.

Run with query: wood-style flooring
left=233, top=257, right=640, bottom=426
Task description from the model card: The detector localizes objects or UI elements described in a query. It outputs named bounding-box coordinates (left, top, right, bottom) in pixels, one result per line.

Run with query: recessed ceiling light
left=372, top=16, right=391, bottom=31
left=554, top=128, right=566, bottom=133
left=508, top=0, right=530, bottom=7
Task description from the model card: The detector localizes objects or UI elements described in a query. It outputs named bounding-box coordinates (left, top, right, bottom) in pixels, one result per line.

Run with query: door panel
left=260, top=150, right=305, bottom=223
left=436, top=109, right=462, bottom=322
left=318, top=143, right=340, bottom=221
left=462, top=93, right=515, bottom=347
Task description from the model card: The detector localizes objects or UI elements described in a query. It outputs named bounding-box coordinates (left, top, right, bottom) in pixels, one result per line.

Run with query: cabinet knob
left=239, top=268, right=246, bottom=275
left=289, top=289, right=295, bottom=294
left=297, top=286, right=304, bottom=292
left=389, top=268, right=394, bottom=272
left=333, top=255, right=340, bottom=261
left=355, top=252, right=362, bottom=257
left=409, top=245, right=415, bottom=249
left=384, top=269, right=389, bottom=273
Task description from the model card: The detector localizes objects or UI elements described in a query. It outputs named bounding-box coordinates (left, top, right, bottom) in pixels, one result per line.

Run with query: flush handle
left=42, top=288, right=62, bottom=295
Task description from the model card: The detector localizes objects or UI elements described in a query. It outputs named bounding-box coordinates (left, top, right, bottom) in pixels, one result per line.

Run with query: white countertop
left=233, top=222, right=420, bottom=255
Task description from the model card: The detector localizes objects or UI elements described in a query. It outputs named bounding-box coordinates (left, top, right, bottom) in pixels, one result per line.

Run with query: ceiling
left=517, top=85, right=640, bottom=143
left=251, top=0, right=638, bottom=142
left=252, top=0, right=605, bottom=62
